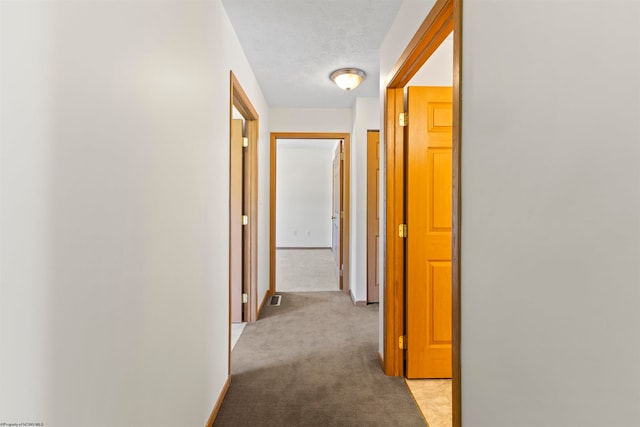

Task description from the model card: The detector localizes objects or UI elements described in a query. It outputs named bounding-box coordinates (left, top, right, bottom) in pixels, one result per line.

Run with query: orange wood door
left=230, top=119, right=244, bottom=322
left=406, top=86, right=453, bottom=378
left=367, top=130, right=380, bottom=303
left=331, top=141, right=343, bottom=288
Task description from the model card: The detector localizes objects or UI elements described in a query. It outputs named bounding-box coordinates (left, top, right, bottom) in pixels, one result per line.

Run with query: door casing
left=228, top=72, right=259, bottom=379
left=367, top=130, right=380, bottom=303
left=382, top=0, right=462, bottom=426
left=230, top=118, right=245, bottom=323
left=269, top=133, right=351, bottom=296
left=331, top=141, right=344, bottom=287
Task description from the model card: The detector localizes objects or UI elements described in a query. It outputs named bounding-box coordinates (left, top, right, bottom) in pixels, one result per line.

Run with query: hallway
left=215, top=291, right=425, bottom=426
left=218, top=250, right=452, bottom=426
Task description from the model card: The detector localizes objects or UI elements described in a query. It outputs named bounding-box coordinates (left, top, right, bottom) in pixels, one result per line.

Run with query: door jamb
left=382, top=0, right=461, bottom=426
left=269, top=133, right=351, bottom=296
left=367, top=130, right=380, bottom=304
left=229, top=71, right=259, bottom=329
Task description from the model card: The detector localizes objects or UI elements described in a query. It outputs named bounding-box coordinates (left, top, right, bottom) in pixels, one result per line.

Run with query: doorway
left=275, top=138, right=341, bottom=292
left=269, top=133, right=351, bottom=296
left=382, top=0, right=461, bottom=425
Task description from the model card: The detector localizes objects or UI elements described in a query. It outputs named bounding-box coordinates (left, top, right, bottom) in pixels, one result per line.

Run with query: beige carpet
left=214, top=291, right=426, bottom=426
left=276, top=248, right=339, bottom=292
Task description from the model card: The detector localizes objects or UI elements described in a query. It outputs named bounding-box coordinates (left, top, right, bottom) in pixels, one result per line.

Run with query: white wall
left=0, top=1, right=269, bottom=426
left=350, top=98, right=380, bottom=303
left=378, top=0, right=436, bottom=357
left=379, top=0, right=437, bottom=85
left=276, top=140, right=337, bottom=248
left=407, top=38, right=453, bottom=87
left=461, top=2, right=640, bottom=426
left=381, top=0, right=640, bottom=425
left=270, top=108, right=353, bottom=133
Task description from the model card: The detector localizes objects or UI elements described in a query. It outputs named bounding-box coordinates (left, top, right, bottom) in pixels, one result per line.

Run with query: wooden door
left=331, top=141, right=343, bottom=288
left=367, top=130, right=380, bottom=303
left=406, top=86, right=453, bottom=378
left=230, top=119, right=244, bottom=322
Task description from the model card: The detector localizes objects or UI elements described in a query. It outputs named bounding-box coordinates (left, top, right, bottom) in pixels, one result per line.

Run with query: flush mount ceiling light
left=330, top=68, right=366, bottom=91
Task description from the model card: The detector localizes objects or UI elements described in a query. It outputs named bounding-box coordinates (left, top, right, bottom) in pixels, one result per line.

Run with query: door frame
left=332, top=140, right=344, bottom=288
left=367, top=130, right=380, bottom=303
left=229, top=71, right=259, bottom=331
left=269, top=132, right=351, bottom=296
left=229, top=118, right=245, bottom=323
left=382, top=0, right=462, bottom=426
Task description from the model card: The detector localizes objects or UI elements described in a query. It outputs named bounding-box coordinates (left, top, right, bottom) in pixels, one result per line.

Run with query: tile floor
left=231, top=322, right=246, bottom=350
left=406, top=379, right=452, bottom=427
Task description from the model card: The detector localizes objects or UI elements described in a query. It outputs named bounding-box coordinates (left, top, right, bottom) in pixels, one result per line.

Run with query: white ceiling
left=221, top=0, right=403, bottom=109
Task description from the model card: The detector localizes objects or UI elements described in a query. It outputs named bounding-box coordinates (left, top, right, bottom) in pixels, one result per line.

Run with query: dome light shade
left=330, top=68, right=366, bottom=91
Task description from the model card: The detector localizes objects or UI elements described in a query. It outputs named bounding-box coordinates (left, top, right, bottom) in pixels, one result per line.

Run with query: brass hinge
left=399, top=335, right=407, bottom=350
left=340, top=211, right=344, bottom=219
left=340, top=152, right=345, bottom=160
left=340, top=266, right=343, bottom=277
left=398, top=223, right=408, bottom=238
left=242, top=137, right=249, bottom=148
left=242, top=215, right=248, bottom=225
left=399, top=112, right=408, bottom=127
left=242, top=293, right=248, bottom=303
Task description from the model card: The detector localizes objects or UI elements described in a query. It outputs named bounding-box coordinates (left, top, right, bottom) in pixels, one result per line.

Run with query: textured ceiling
left=222, top=0, right=403, bottom=109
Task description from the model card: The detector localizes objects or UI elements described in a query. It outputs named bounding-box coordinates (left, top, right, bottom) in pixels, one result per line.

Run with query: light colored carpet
left=214, top=292, right=426, bottom=426
left=276, top=248, right=339, bottom=292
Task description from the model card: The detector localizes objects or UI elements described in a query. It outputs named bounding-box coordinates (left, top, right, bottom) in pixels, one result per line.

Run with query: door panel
left=230, top=119, right=244, bottom=323
left=367, top=130, right=380, bottom=303
left=430, top=261, right=452, bottom=343
left=406, top=86, right=452, bottom=378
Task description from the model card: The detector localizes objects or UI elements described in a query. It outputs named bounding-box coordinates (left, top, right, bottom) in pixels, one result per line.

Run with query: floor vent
left=269, top=295, right=282, bottom=306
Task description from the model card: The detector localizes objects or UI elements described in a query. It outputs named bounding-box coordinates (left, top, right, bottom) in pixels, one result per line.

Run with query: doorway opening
left=269, top=133, right=351, bottom=296
left=274, top=138, right=341, bottom=293
left=382, top=0, right=461, bottom=426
